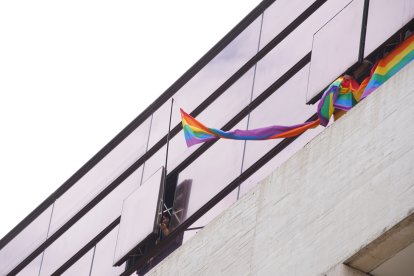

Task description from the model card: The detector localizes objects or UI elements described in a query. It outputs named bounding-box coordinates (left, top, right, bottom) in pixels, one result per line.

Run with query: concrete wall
left=147, top=62, right=414, bottom=276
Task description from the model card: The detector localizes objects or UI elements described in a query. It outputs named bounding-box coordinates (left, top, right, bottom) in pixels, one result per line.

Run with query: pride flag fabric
left=181, top=34, right=414, bottom=147
left=181, top=109, right=320, bottom=147
left=361, top=34, right=414, bottom=99
left=317, top=75, right=366, bottom=126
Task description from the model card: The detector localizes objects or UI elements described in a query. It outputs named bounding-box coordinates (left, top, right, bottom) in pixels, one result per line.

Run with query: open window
left=307, top=0, right=365, bottom=102
left=113, top=167, right=165, bottom=267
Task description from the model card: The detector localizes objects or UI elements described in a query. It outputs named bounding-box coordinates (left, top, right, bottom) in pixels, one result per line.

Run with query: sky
left=0, top=0, right=262, bottom=239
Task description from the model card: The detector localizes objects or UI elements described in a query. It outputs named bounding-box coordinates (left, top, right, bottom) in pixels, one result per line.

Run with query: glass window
left=181, top=191, right=238, bottom=243
left=253, top=0, right=353, bottom=100
left=242, top=65, right=316, bottom=172
left=364, top=0, right=414, bottom=57
left=307, top=0, right=364, bottom=100
left=170, top=16, right=262, bottom=129
left=189, top=191, right=238, bottom=229
left=49, top=118, right=151, bottom=235
left=174, top=119, right=247, bottom=228
left=168, top=179, right=192, bottom=233
left=178, top=192, right=238, bottom=244
left=146, top=101, right=172, bottom=150
left=259, top=0, right=316, bottom=49
left=142, top=15, right=264, bottom=174
left=167, top=68, right=256, bottom=173
left=145, top=15, right=262, bottom=153
left=39, top=166, right=142, bottom=276
left=142, top=145, right=167, bottom=182
left=90, top=226, right=125, bottom=276
left=16, top=254, right=43, bottom=276
left=61, top=248, right=94, bottom=276
left=239, top=125, right=325, bottom=197
left=113, top=167, right=164, bottom=265
left=0, top=205, right=52, bottom=275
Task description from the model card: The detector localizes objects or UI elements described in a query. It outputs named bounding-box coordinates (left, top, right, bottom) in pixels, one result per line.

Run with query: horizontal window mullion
left=121, top=112, right=318, bottom=276
left=4, top=1, right=327, bottom=272
left=0, top=0, right=277, bottom=251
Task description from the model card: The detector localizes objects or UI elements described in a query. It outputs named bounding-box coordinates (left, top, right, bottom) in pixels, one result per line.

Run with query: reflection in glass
left=168, top=16, right=262, bottom=129
left=307, top=0, right=364, bottom=100
left=259, top=0, right=316, bottom=49
left=49, top=117, right=151, bottom=235
left=170, top=179, right=192, bottom=231
left=113, top=167, right=164, bottom=265
left=143, top=15, right=263, bottom=173
left=39, top=167, right=142, bottom=276
left=0, top=205, right=52, bottom=275
left=167, top=68, right=255, bottom=173
left=243, top=65, right=315, bottom=171
left=175, top=119, right=247, bottom=228
left=253, top=0, right=353, bottom=100
left=144, top=14, right=262, bottom=154
left=90, top=226, right=125, bottom=276
left=364, top=0, right=414, bottom=57
left=145, top=15, right=262, bottom=155
left=61, top=248, right=94, bottom=276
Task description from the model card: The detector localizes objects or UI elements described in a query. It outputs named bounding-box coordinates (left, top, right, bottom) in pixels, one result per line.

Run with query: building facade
left=1, top=0, right=413, bottom=275
left=147, top=60, right=414, bottom=276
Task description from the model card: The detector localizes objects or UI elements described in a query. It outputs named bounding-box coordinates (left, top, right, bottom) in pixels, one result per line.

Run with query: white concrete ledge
left=326, top=264, right=368, bottom=276
left=148, top=61, right=414, bottom=276
left=346, top=212, right=414, bottom=272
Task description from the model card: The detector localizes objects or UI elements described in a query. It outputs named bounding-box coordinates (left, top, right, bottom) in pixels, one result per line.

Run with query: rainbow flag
left=361, top=34, right=414, bottom=99
left=317, top=77, right=342, bottom=127
left=181, top=109, right=320, bottom=147
left=317, top=76, right=363, bottom=126
left=181, top=34, right=414, bottom=147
